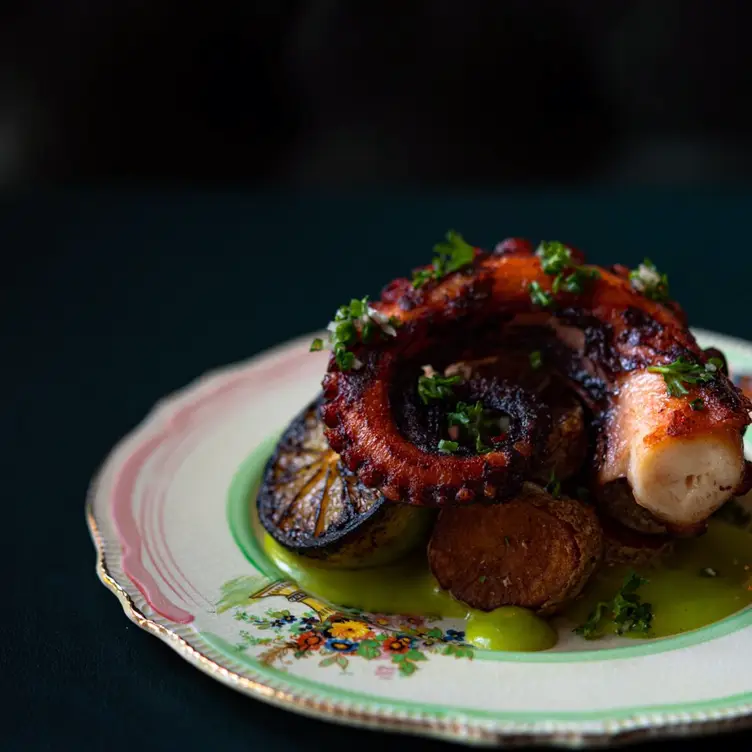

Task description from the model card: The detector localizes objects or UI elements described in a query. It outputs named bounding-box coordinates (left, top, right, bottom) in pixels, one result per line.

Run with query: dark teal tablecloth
left=4, top=190, right=752, bottom=750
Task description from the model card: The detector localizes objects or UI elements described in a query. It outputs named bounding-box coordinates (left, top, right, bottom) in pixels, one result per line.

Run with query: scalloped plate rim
left=86, top=327, right=752, bottom=747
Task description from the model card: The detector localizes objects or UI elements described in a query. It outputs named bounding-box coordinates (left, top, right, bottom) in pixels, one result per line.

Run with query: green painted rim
left=227, top=437, right=752, bottom=665
left=199, top=629, right=752, bottom=723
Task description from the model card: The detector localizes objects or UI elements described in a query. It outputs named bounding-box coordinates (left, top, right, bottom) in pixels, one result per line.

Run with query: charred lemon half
left=257, top=397, right=433, bottom=568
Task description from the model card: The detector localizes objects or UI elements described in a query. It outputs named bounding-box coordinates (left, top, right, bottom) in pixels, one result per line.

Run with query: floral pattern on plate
left=218, top=576, right=473, bottom=677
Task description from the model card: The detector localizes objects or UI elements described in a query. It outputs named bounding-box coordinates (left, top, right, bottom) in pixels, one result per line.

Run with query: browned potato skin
left=600, top=513, right=674, bottom=567
left=428, top=484, right=603, bottom=615
left=595, top=478, right=668, bottom=535
left=531, top=396, right=587, bottom=483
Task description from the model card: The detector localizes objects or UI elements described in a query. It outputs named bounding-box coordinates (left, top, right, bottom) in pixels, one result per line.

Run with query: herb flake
left=629, top=258, right=670, bottom=302
left=532, top=240, right=599, bottom=306
left=412, top=230, right=475, bottom=288
left=574, top=572, right=653, bottom=640
left=528, top=281, right=555, bottom=308
left=648, top=356, right=723, bottom=398
left=529, top=350, right=543, bottom=370
left=447, top=400, right=503, bottom=454
left=438, top=439, right=459, bottom=454
left=546, top=471, right=562, bottom=499
left=311, top=296, right=399, bottom=371
left=418, top=372, right=462, bottom=404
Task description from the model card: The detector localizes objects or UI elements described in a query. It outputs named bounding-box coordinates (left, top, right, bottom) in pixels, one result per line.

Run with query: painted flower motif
left=371, top=616, right=392, bottom=628
left=444, top=629, right=465, bottom=642
left=400, top=624, right=428, bottom=636
left=296, top=631, right=325, bottom=652
left=299, top=616, right=318, bottom=630
left=375, top=665, right=396, bottom=679
left=403, top=615, right=425, bottom=628
left=325, top=638, right=358, bottom=653
left=329, top=620, right=373, bottom=640
left=382, top=635, right=412, bottom=654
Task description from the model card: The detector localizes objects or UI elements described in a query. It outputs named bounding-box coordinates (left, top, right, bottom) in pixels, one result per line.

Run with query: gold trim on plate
left=87, top=482, right=752, bottom=748
left=85, top=331, right=752, bottom=747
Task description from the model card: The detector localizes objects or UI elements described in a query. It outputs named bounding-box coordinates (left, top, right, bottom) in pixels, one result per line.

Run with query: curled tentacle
left=321, top=242, right=752, bottom=520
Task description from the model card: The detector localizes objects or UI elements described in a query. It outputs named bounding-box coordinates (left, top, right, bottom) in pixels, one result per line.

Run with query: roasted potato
left=596, top=478, right=668, bottom=535
left=257, top=397, right=434, bottom=568
left=428, top=484, right=603, bottom=614
left=600, top=514, right=673, bottom=566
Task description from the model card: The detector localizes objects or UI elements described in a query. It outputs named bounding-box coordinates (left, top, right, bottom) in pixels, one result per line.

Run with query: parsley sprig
left=574, top=572, right=653, bottom=640
left=648, top=356, right=724, bottom=398
left=545, top=471, right=561, bottom=499
left=310, top=296, right=399, bottom=371
left=528, top=281, right=554, bottom=308
left=446, top=400, right=504, bottom=454
left=418, top=372, right=463, bottom=404
left=412, top=230, right=476, bottom=288
left=438, top=439, right=459, bottom=453
left=629, top=258, right=670, bottom=302
left=529, top=240, right=600, bottom=307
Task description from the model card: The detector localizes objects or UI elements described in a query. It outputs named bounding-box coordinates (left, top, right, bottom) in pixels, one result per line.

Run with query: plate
left=88, top=328, right=752, bottom=747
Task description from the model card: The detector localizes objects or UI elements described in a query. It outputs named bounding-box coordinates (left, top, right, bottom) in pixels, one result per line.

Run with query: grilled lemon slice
left=257, top=397, right=433, bottom=568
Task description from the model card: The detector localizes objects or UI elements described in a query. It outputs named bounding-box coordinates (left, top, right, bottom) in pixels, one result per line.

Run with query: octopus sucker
left=319, top=239, right=752, bottom=530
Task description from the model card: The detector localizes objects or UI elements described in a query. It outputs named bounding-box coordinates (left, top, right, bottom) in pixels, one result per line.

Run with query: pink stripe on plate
left=112, top=434, right=195, bottom=624
left=109, top=343, right=317, bottom=623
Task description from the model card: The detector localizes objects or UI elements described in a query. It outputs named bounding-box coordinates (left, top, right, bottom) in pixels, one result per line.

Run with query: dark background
left=4, top=2, right=752, bottom=751
left=3, top=0, right=752, bottom=187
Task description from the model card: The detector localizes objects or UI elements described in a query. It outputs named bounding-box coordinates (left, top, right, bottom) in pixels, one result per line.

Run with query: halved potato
left=257, top=397, right=434, bottom=568
left=596, top=478, right=668, bottom=535
left=600, top=514, right=673, bottom=566
left=428, top=484, right=602, bottom=614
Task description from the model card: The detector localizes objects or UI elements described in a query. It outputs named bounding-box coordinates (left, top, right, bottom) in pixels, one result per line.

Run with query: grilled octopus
left=319, top=239, right=752, bottom=530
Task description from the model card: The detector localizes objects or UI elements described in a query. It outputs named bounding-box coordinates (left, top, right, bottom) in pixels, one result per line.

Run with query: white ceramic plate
left=88, top=328, right=752, bottom=747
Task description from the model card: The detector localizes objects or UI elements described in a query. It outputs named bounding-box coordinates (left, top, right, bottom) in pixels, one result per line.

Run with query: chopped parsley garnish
left=545, top=471, right=562, bottom=499
left=531, top=240, right=599, bottom=307
left=412, top=230, right=476, bottom=288
left=574, top=572, right=653, bottom=640
left=418, top=372, right=463, bottom=404
left=647, top=356, right=724, bottom=398
left=311, top=296, right=399, bottom=371
left=438, top=439, right=459, bottom=453
left=529, top=350, right=543, bottom=370
left=537, top=240, right=571, bottom=275
left=528, top=281, right=555, bottom=308
left=552, top=266, right=600, bottom=295
left=447, top=400, right=504, bottom=454
left=629, top=258, right=670, bottom=302
left=690, top=398, right=704, bottom=411
left=478, top=575, right=487, bottom=584
left=700, top=567, right=718, bottom=578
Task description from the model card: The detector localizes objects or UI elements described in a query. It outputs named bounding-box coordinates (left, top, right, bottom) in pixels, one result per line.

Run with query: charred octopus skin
left=318, top=238, right=752, bottom=525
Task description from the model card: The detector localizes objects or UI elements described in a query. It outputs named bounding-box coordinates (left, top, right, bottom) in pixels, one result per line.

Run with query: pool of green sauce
left=262, top=519, right=752, bottom=652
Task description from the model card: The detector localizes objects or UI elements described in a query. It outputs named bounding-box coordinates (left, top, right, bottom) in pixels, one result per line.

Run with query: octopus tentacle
left=321, top=242, right=752, bottom=518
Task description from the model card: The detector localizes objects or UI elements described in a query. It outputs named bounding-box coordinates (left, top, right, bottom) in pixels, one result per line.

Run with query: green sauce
left=262, top=535, right=557, bottom=651
left=261, top=519, right=752, bottom=652
left=566, top=520, right=752, bottom=639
